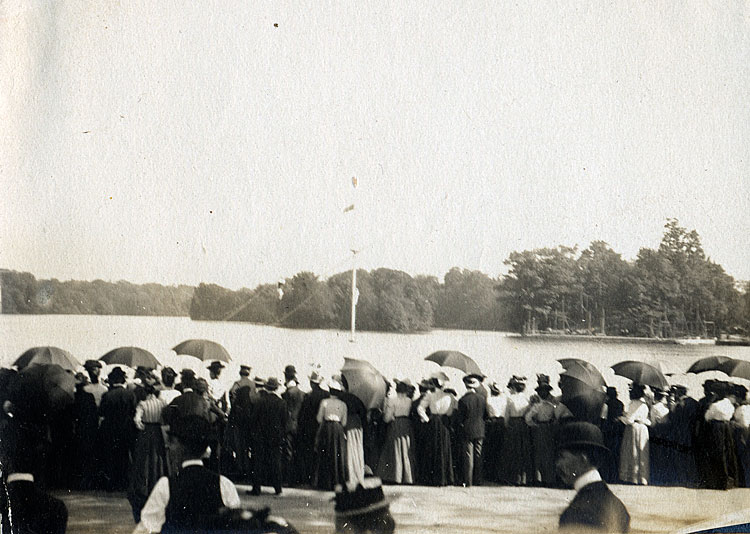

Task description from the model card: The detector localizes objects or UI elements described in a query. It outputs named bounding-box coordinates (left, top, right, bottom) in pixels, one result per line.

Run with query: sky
left=1, top=1, right=748, bottom=290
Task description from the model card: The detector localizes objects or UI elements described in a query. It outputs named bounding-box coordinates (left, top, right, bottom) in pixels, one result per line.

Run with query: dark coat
left=457, top=390, right=487, bottom=440
left=1, top=479, right=68, bottom=534
left=162, top=390, right=210, bottom=426
left=282, top=385, right=306, bottom=434
left=559, top=481, right=630, bottom=533
left=253, top=392, right=289, bottom=446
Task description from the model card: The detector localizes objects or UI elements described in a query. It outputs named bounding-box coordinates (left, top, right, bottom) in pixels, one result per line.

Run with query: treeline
left=499, top=219, right=748, bottom=337
left=0, top=271, right=193, bottom=316
left=189, top=268, right=508, bottom=332
left=190, top=219, right=748, bottom=336
left=3, top=219, right=748, bottom=336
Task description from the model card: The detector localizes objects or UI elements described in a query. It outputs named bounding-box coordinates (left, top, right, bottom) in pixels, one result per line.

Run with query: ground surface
left=56, top=484, right=750, bottom=534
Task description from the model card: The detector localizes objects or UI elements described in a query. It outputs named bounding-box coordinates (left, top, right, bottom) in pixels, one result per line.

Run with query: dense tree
left=435, top=268, right=502, bottom=330
left=279, top=272, right=336, bottom=329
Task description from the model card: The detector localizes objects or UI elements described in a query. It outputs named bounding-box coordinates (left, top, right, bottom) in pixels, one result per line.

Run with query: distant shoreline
left=510, top=333, right=717, bottom=346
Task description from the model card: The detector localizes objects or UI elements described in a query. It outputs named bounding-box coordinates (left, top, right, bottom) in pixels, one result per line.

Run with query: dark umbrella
left=9, top=364, right=75, bottom=424
left=611, top=361, right=669, bottom=390
left=716, top=358, right=750, bottom=380
left=173, top=339, right=231, bottom=362
left=686, top=355, right=733, bottom=374
left=558, top=358, right=606, bottom=390
left=100, top=346, right=159, bottom=369
left=13, top=346, right=80, bottom=371
left=425, top=350, right=482, bottom=375
left=340, top=358, right=387, bottom=410
left=559, top=374, right=607, bottom=424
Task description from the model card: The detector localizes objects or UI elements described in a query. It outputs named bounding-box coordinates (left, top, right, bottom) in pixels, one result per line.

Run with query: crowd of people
left=2, top=356, right=750, bottom=533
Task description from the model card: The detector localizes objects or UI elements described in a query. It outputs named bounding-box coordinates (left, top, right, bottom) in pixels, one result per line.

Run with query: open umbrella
left=100, top=346, right=159, bottom=369
left=13, top=346, right=80, bottom=371
left=558, top=358, right=606, bottom=390
left=8, top=363, right=75, bottom=424
left=611, top=361, right=669, bottom=390
left=687, top=355, right=733, bottom=374
left=340, top=357, right=387, bottom=410
left=173, top=339, right=231, bottom=362
left=559, top=374, right=607, bottom=424
left=425, top=350, right=482, bottom=375
left=716, top=359, right=750, bottom=380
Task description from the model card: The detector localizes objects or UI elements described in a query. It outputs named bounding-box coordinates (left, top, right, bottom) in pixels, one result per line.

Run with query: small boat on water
left=716, top=337, right=750, bottom=347
left=673, top=337, right=716, bottom=346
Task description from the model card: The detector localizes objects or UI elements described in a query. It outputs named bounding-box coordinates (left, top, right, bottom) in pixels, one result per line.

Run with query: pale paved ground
left=56, top=484, right=750, bottom=534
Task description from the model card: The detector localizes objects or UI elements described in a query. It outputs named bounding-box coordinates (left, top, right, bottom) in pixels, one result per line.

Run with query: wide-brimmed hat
left=83, top=359, right=102, bottom=369
left=254, top=376, right=266, bottom=387
left=265, top=377, right=280, bottom=391
left=309, top=370, right=323, bottom=384
left=536, top=383, right=553, bottom=394
left=207, top=361, right=225, bottom=371
left=327, top=377, right=343, bottom=392
left=161, top=367, right=177, bottom=377
left=463, top=374, right=481, bottom=388
left=557, top=422, right=609, bottom=454
left=180, top=368, right=196, bottom=378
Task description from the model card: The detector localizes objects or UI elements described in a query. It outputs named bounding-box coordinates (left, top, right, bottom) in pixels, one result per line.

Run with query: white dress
left=619, top=399, right=650, bottom=485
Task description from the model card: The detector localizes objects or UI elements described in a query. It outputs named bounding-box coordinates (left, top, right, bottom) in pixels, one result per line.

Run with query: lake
left=2, top=314, right=749, bottom=398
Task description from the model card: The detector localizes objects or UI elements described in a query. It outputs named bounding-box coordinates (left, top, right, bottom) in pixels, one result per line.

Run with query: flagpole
left=350, top=255, right=357, bottom=342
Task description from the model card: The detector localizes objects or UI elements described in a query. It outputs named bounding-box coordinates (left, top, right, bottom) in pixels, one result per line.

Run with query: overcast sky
left=2, top=2, right=748, bottom=289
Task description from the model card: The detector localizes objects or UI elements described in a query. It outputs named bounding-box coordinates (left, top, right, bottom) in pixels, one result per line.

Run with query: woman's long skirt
left=346, top=427, right=366, bottom=486
left=315, top=421, right=348, bottom=491
left=695, top=421, right=739, bottom=490
left=127, top=424, right=167, bottom=522
left=499, top=418, right=532, bottom=485
left=376, top=417, right=416, bottom=484
left=619, top=422, right=649, bottom=485
left=482, top=418, right=504, bottom=483
left=422, top=415, right=453, bottom=486
left=530, top=423, right=556, bottom=485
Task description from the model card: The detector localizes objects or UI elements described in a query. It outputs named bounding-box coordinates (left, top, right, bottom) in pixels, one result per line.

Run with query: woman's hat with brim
left=556, top=422, right=610, bottom=454
left=107, top=366, right=127, bottom=384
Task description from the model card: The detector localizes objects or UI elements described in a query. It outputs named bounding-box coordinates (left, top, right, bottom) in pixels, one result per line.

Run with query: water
left=2, top=315, right=748, bottom=398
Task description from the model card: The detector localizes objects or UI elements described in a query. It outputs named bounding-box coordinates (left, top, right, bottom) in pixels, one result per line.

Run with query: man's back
left=559, top=481, right=630, bottom=533
left=1, top=479, right=68, bottom=534
left=458, top=391, right=487, bottom=440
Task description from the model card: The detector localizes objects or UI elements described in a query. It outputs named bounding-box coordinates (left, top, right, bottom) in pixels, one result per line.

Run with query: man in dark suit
left=1, top=428, right=68, bottom=534
left=296, top=371, right=330, bottom=486
left=98, top=366, right=138, bottom=491
left=250, top=377, right=289, bottom=495
left=556, top=422, right=630, bottom=533
left=282, top=365, right=306, bottom=485
left=456, top=374, right=487, bottom=487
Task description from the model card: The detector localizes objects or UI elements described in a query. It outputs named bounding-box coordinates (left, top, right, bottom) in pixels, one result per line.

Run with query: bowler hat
left=557, top=422, right=609, bottom=454
left=83, top=359, right=102, bottom=369
left=169, top=415, right=216, bottom=445
left=284, top=365, right=297, bottom=379
left=207, top=361, right=225, bottom=370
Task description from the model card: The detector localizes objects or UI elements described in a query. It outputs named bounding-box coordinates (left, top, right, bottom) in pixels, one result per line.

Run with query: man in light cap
left=556, top=422, right=630, bottom=532
left=456, top=374, right=486, bottom=487
left=229, top=365, right=255, bottom=405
